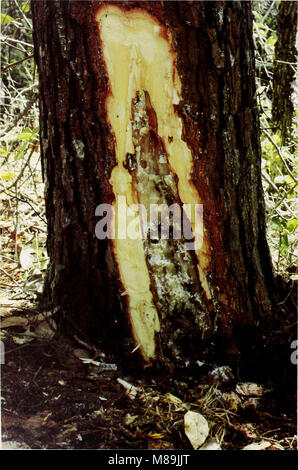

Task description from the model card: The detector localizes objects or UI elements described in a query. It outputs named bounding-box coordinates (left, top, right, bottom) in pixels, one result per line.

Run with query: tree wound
left=96, top=5, right=211, bottom=361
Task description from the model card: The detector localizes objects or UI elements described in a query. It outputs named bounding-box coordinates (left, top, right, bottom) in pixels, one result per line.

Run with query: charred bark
left=31, top=0, right=275, bottom=370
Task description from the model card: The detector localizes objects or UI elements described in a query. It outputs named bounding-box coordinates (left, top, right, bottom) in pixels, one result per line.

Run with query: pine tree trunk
left=31, top=0, right=275, bottom=370
left=272, top=1, right=297, bottom=146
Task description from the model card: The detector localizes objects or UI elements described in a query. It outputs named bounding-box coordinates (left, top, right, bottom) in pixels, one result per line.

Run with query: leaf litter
left=1, top=311, right=297, bottom=450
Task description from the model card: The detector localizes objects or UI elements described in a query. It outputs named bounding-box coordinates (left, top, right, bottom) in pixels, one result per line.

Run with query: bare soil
left=1, top=308, right=297, bottom=450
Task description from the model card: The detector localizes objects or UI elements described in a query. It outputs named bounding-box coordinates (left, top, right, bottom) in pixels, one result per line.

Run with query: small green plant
left=253, top=1, right=297, bottom=274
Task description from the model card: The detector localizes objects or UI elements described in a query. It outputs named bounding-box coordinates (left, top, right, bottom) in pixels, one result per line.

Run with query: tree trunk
left=31, top=0, right=275, bottom=370
left=271, top=1, right=297, bottom=147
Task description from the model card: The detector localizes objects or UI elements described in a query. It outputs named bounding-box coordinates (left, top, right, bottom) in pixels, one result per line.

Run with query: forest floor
left=1, top=286, right=297, bottom=451
left=0, top=172, right=297, bottom=451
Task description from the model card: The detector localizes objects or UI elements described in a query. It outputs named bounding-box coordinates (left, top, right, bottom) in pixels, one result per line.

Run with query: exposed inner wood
left=96, top=5, right=211, bottom=361
left=130, top=90, right=209, bottom=334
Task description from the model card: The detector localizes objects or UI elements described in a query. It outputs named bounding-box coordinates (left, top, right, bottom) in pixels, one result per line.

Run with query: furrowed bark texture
left=272, top=1, right=297, bottom=146
left=32, top=0, right=275, bottom=369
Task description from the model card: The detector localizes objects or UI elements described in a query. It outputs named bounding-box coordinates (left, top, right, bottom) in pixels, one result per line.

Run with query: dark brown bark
left=31, top=0, right=275, bottom=370
left=272, top=1, right=297, bottom=146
